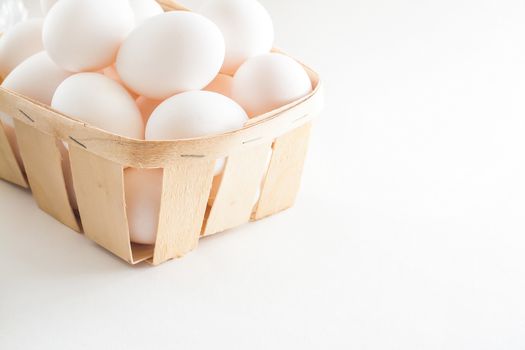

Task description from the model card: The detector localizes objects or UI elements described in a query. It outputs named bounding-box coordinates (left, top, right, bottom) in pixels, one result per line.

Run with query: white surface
left=2, top=0, right=525, bottom=349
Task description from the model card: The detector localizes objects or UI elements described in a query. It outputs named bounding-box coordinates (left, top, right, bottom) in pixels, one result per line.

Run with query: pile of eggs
left=0, top=0, right=313, bottom=244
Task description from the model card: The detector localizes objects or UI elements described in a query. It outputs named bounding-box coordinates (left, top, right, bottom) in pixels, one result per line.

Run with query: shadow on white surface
left=0, top=183, right=131, bottom=273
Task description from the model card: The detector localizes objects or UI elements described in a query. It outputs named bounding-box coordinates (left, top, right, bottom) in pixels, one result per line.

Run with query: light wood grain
left=204, top=142, right=273, bottom=236
left=14, top=120, right=79, bottom=231
left=254, top=123, right=313, bottom=220
left=0, top=120, right=27, bottom=188
left=69, top=146, right=133, bottom=263
left=153, top=159, right=215, bottom=265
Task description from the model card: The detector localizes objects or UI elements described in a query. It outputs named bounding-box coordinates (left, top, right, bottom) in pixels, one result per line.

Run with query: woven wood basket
left=0, top=0, right=323, bottom=265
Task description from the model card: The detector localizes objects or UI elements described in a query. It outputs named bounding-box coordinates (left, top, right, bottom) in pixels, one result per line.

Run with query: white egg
left=103, top=65, right=138, bottom=99
left=200, top=0, right=274, bottom=75
left=43, top=0, right=134, bottom=72
left=1, top=51, right=80, bottom=209
left=116, top=11, right=225, bottom=100
left=124, top=168, right=163, bottom=245
left=129, top=0, right=164, bottom=25
left=2, top=51, right=72, bottom=105
left=40, top=0, right=59, bottom=14
left=204, top=73, right=233, bottom=98
left=232, top=53, right=312, bottom=118
left=0, top=19, right=44, bottom=79
left=52, top=73, right=144, bottom=139
left=146, top=91, right=248, bottom=174
left=136, top=96, right=161, bottom=124
left=146, top=91, right=248, bottom=140
left=1, top=51, right=73, bottom=173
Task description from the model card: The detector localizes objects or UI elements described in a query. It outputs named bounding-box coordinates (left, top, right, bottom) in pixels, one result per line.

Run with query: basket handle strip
left=0, top=79, right=322, bottom=168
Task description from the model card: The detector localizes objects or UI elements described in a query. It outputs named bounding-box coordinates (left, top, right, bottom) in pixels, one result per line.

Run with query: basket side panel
left=203, top=142, right=272, bottom=236
left=254, top=123, right=312, bottom=220
left=14, top=121, right=79, bottom=231
left=0, top=121, right=27, bottom=188
left=69, top=146, right=133, bottom=263
left=153, top=159, right=215, bottom=265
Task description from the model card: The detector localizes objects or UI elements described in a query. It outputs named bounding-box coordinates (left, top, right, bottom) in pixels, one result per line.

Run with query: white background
left=2, top=0, right=525, bottom=348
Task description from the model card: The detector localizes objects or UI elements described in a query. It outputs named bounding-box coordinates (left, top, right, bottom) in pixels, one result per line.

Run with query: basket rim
left=0, top=65, right=322, bottom=168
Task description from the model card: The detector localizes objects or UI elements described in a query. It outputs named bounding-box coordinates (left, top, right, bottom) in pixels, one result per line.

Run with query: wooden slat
left=204, top=142, right=272, bottom=236
left=0, top=121, right=27, bottom=188
left=254, top=123, right=312, bottom=220
left=14, top=120, right=79, bottom=230
left=69, top=145, right=133, bottom=263
left=153, top=159, right=215, bottom=265
left=156, top=0, right=189, bottom=11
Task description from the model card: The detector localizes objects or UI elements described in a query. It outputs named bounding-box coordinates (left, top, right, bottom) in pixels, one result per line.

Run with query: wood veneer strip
left=254, top=123, right=313, bottom=220
left=69, top=146, right=133, bottom=262
left=152, top=159, right=215, bottom=264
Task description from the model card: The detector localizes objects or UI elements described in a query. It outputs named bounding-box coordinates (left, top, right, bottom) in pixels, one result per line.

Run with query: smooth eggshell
left=232, top=53, right=312, bottom=118
left=52, top=73, right=144, bottom=139
left=0, top=19, right=44, bottom=79
left=2, top=51, right=73, bottom=106
left=136, top=96, right=162, bottom=124
left=129, top=0, right=164, bottom=25
left=103, top=65, right=138, bottom=99
left=200, top=0, right=274, bottom=75
left=204, top=74, right=233, bottom=98
left=43, top=0, right=134, bottom=72
left=146, top=91, right=248, bottom=174
left=1, top=51, right=72, bottom=172
left=124, top=168, right=163, bottom=245
left=40, top=0, right=59, bottom=14
left=116, top=11, right=225, bottom=100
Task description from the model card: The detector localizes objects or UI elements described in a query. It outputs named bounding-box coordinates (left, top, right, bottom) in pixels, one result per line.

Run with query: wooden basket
left=0, top=0, right=323, bottom=265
